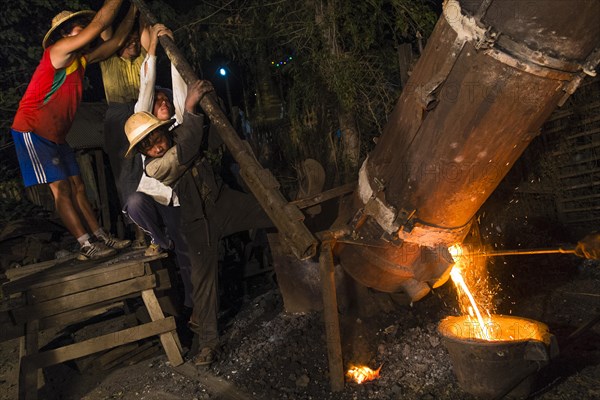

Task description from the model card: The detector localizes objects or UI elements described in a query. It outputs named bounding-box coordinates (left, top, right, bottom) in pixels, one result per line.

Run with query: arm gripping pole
left=132, top=0, right=317, bottom=260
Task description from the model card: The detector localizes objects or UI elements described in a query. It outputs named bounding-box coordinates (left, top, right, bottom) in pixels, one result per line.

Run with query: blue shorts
left=10, top=129, right=80, bottom=187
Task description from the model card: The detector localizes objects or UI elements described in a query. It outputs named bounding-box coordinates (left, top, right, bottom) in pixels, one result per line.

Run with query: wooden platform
left=0, top=249, right=183, bottom=400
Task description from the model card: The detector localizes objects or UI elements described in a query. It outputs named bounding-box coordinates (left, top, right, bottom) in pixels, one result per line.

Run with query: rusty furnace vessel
left=337, top=0, right=600, bottom=301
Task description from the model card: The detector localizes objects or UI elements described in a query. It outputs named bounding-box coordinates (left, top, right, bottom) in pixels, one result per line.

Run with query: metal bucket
left=439, top=315, right=559, bottom=399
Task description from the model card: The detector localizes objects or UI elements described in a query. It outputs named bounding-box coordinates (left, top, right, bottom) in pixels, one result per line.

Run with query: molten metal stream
left=449, top=266, right=490, bottom=340
left=449, top=244, right=491, bottom=340
left=447, top=244, right=549, bottom=343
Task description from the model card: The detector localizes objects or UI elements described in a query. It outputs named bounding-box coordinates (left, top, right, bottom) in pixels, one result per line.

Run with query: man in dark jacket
left=124, top=80, right=272, bottom=366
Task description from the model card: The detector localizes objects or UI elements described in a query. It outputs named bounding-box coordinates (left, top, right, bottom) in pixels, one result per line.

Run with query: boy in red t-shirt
left=11, top=0, right=135, bottom=260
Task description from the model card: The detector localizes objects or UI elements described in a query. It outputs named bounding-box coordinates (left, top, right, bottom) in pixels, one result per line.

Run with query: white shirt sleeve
left=134, top=55, right=179, bottom=206
left=171, top=63, right=187, bottom=125
left=134, top=54, right=157, bottom=113
left=136, top=155, right=180, bottom=206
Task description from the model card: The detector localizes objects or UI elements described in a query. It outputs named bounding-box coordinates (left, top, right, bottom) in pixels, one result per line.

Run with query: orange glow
left=346, top=364, right=382, bottom=384
left=448, top=244, right=493, bottom=340
left=439, top=315, right=549, bottom=343
left=444, top=245, right=550, bottom=344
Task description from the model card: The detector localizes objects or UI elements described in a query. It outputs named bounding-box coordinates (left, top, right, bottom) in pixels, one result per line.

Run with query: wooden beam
left=40, top=301, right=125, bottom=332
left=20, top=317, right=176, bottom=370
left=1, top=302, right=126, bottom=343
left=95, top=342, right=140, bottom=369
left=94, top=149, right=112, bottom=232
left=18, top=320, right=39, bottom=400
left=12, top=275, right=156, bottom=324
left=4, top=255, right=77, bottom=281
left=101, top=341, right=157, bottom=370
left=141, top=289, right=183, bottom=366
left=319, top=240, right=345, bottom=392
left=27, top=265, right=145, bottom=303
left=290, top=182, right=356, bottom=210
left=3, top=256, right=152, bottom=296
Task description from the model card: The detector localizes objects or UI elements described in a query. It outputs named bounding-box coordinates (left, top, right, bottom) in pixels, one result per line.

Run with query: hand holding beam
left=131, top=0, right=317, bottom=260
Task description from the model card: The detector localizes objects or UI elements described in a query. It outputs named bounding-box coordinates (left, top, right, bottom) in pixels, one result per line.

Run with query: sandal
left=193, top=346, right=218, bottom=366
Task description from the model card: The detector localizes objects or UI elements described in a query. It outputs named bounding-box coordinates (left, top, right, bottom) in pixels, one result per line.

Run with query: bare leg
left=48, top=179, right=88, bottom=239
left=68, top=175, right=101, bottom=234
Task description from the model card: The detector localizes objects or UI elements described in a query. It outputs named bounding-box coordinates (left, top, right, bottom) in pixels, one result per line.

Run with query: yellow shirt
left=100, top=49, right=146, bottom=104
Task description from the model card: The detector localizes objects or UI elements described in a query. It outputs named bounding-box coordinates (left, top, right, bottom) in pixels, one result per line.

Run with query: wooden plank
left=552, top=141, right=600, bottom=156
left=101, top=340, right=156, bottom=370
left=94, top=149, right=112, bottom=232
left=1, top=302, right=126, bottom=343
left=18, top=320, right=39, bottom=400
left=35, top=279, right=173, bottom=333
left=4, top=255, right=77, bottom=281
left=565, top=216, right=600, bottom=224
left=3, top=251, right=167, bottom=295
left=121, top=342, right=159, bottom=366
left=95, top=342, right=139, bottom=369
left=11, top=275, right=156, bottom=324
left=318, top=241, right=344, bottom=392
left=33, top=269, right=166, bottom=328
left=141, top=289, right=183, bottom=366
left=154, top=267, right=172, bottom=292
left=21, top=317, right=176, bottom=370
left=545, top=100, right=600, bottom=122
left=3, top=258, right=86, bottom=295
left=290, top=181, right=356, bottom=210
left=565, top=126, right=600, bottom=140
left=558, top=154, right=600, bottom=169
left=39, top=301, right=125, bottom=332
left=558, top=193, right=600, bottom=203
left=562, top=205, right=600, bottom=213
left=563, top=181, right=600, bottom=191
left=5, top=257, right=150, bottom=295
left=27, top=264, right=145, bottom=303
left=544, top=115, right=600, bottom=135
left=558, top=167, right=600, bottom=180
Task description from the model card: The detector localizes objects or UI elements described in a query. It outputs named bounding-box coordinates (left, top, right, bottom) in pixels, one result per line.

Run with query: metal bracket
left=394, top=208, right=417, bottom=232
left=356, top=157, right=421, bottom=240
left=559, top=47, right=600, bottom=106
left=444, top=0, right=587, bottom=81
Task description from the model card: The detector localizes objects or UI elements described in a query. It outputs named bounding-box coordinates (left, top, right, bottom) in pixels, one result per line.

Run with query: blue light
left=219, top=68, right=227, bottom=76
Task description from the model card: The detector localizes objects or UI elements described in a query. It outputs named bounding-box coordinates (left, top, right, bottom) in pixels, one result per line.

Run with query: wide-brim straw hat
left=124, top=111, right=175, bottom=158
left=42, top=10, right=96, bottom=49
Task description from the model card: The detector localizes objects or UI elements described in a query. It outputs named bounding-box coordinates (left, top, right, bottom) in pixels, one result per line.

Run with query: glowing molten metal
left=447, top=244, right=547, bottom=342
left=346, top=364, right=382, bottom=384
left=448, top=244, right=492, bottom=340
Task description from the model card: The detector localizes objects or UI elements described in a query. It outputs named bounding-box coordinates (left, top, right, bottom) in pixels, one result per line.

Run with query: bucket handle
left=524, top=334, right=559, bottom=362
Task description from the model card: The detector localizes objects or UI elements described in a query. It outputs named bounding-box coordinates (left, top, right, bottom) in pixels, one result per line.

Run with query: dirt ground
left=1, top=242, right=599, bottom=400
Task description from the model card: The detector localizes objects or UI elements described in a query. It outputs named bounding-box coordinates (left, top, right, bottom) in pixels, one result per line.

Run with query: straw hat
left=124, top=112, right=175, bottom=157
left=42, top=10, right=96, bottom=49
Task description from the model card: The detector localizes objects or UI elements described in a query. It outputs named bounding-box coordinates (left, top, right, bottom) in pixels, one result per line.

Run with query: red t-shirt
left=12, top=46, right=87, bottom=144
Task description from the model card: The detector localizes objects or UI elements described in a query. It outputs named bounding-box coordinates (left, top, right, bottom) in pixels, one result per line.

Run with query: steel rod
left=471, top=247, right=576, bottom=257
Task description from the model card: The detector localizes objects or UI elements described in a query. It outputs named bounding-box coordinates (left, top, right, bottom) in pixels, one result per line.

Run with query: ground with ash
left=1, top=228, right=599, bottom=399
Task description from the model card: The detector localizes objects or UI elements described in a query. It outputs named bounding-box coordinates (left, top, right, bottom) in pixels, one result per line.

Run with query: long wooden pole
left=132, top=0, right=317, bottom=260
left=319, top=239, right=345, bottom=392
